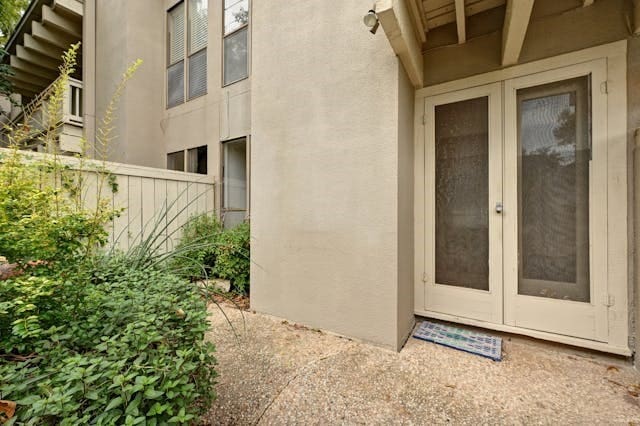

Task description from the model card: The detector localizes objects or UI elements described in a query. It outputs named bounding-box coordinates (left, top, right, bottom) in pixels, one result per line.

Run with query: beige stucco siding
left=250, top=0, right=413, bottom=350
left=629, top=36, right=640, bottom=357
left=397, top=65, right=415, bottom=349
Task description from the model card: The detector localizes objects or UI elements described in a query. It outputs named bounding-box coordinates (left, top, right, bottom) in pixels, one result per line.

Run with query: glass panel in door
left=435, top=97, right=489, bottom=290
left=517, top=76, right=591, bottom=302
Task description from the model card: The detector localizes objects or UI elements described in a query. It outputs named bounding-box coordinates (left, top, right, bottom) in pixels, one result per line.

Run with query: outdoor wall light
left=363, top=9, right=379, bottom=34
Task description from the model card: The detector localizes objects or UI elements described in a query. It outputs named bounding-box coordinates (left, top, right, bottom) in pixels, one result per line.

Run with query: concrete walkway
left=203, top=306, right=640, bottom=425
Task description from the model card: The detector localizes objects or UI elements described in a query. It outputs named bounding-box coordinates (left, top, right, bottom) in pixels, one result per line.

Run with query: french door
left=423, top=60, right=609, bottom=342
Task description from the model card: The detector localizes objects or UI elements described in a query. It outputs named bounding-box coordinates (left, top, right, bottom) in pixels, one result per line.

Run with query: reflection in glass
left=223, top=27, right=248, bottom=85
left=517, top=76, right=591, bottom=302
left=224, top=0, right=249, bottom=35
left=435, top=97, right=489, bottom=291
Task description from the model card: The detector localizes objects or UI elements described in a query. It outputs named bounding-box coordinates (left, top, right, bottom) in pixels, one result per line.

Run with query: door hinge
left=422, top=114, right=427, bottom=125
left=422, top=272, right=428, bottom=283
left=600, top=81, right=608, bottom=94
left=604, top=294, right=615, bottom=307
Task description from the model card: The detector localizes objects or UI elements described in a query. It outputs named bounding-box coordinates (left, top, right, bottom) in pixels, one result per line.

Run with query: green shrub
left=171, top=214, right=222, bottom=279
left=173, top=215, right=250, bottom=295
left=0, top=262, right=216, bottom=424
left=213, top=222, right=250, bottom=294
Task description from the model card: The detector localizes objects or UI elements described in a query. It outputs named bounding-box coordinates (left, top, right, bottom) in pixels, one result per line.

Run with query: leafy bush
left=0, top=261, right=216, bottom=424
left=173, top=215, right=250, bottom=294
left=214, top=222, right=250, bottom=294
left=0, top=46, right=217, bottom=424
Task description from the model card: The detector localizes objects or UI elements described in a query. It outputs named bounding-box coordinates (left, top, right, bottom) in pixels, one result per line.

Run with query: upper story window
left=167, top=0, right=208, bottom=108
left=223, top=0, right=249, bottom=86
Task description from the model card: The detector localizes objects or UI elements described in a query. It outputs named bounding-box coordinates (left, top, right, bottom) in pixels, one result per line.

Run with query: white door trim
left=414, top=40, right=629, bottom=354
left=423, top=83, right=503, bottom=324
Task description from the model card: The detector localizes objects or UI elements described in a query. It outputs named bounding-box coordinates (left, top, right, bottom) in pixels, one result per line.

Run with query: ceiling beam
left=425, top=0, right=506, bottom=31
left=11, top=70, right=50, bottom=88
left=454, top=0, right=466, bottom=43
left=53, top=0, right=84, bottom=17
left=24, top=34, right=66, bottom=61
left=10, top=78, right=45, bottom=95
left=16, top=46, right=62, bottom=71
left=11, top=56, right=58, bottom=81
left=376, top=0, right=425, bottom=88
left=407, top=0, right=427, bottom=43
left=32, top=21, right=78, bottom=51
left=501, top=0, right=534, bottom=66
left=42, top=5, right=82, bottom=38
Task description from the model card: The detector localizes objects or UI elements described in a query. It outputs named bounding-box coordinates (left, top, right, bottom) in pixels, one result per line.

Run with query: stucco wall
left=397, top=65, right=415, bottom=348
left=629, top=36, right=640, bottom=360
left=250, top=0, right=413, bottom=350
left=424, top=0, right=631, bottom=86
left=92, top=0, right=251, bottom=195
left=94, top=0, right=164, bottom=168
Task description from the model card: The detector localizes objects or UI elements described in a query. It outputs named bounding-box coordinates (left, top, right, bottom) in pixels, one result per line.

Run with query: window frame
left=220, top=137, right=250, bottom=226
left=222, top=0, right=250, bottom=87
left=166, top=0, right=208, bottom=109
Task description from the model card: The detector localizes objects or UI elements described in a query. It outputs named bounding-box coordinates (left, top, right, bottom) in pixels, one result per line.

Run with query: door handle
left=495, top=202, right=503, bottom=214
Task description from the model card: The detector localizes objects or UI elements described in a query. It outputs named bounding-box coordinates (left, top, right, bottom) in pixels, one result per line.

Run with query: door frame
left=423, top=82, right=503, bottom=325
left=413, top=40, right=630, bottom=355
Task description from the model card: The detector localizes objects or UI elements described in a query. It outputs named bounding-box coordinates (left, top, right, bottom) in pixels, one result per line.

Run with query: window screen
left=223, top=27, right=248, bottom=86
left=168, top=3, right=185, bottom=65
left=167, top=150, right=185, bottom=172
left=223, top=0, right=248, bottom=86
left=187, top=145, right=208, bottom=174
left=188, top=0, right=207, bottom=99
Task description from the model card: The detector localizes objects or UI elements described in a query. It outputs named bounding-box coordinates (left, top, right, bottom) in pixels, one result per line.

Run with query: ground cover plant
left=0, top=45, right=217, bottom=424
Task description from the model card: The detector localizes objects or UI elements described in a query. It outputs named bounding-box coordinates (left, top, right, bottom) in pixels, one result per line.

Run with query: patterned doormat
left=413, top=321, right=502, bottom=361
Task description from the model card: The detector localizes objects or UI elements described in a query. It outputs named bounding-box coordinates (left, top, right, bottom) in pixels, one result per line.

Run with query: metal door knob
left=495, top=202, right=503, bottom=214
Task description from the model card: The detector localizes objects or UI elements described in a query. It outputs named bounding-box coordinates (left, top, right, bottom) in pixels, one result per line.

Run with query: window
left=167, top=150, right=185, bottom=171
left=187, top=145, right=208, bottom=174
left=167, top=0, right=208, bottom=108
left=223, top=0, right=249, bottom=86
left=222, top=138, right=248, bottom=228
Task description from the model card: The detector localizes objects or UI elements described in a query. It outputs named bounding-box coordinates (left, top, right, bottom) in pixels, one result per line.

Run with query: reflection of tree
left=233, top=8, right=249, bottom=25
left=553, top=108, right=576, bottom=147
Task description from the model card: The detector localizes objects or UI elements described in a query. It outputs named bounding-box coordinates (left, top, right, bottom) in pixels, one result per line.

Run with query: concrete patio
left=203, top=305, right=640, bottom=425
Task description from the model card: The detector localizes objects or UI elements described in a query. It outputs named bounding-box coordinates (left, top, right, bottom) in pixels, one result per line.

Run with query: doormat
left=413, top=321, right=502, bottom=361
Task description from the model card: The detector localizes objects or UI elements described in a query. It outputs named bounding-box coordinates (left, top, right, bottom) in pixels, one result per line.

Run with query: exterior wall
left=629, top=36, right=640, bottom=360
left=88, top=0, right=252, bottom=217
left=397, top=66, right=415, bottom=348
left=250, top=0, right=414, bottom=350
left=424, top=0, right=631, bottom=86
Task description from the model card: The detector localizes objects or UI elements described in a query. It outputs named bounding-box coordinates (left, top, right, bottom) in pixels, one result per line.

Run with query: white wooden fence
left=0, top=148, right=215, bottom=252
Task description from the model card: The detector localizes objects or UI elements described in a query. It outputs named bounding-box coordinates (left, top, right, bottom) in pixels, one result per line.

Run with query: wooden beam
left=425, top=0, right=505, bottom=30
left=10, top=78, right=45, bottom=95
left=16, top=46, right=62, bottom=71
left=11, top=56, right=59, bottom=80
left=24, top=34, right=66, bottom=61
left=407, top=0, right=427, bottom=43
left=634, top=0, right=640, bottom=34
left=32, top=21, right=78, bottom=51
left=42, top=5, right=82, bottom=38
left=376, top=0, right=424, bottom=88
left=454, top=0, right=466, bottom=43
left=11, top=70, right=50, bottom=88
left=53, top=0, right=84, bottom=17
left=501, top=0, right=534, bottom=66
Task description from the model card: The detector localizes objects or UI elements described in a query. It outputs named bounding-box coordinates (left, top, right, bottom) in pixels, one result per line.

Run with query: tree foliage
left=0, top=0, right=28, bottom=45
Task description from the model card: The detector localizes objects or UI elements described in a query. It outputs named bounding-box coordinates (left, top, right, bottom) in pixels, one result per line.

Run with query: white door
left=503, top=60, right=609, bottom=342
left=423, top=60, right=609, bottom=342
left=423, top=83, right=503, bottom=324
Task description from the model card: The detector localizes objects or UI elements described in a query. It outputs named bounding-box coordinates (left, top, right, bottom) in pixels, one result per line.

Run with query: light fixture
left=363, top=9, right=379, bottom=34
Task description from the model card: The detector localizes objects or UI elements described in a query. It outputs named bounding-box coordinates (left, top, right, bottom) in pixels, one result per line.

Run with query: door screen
left=517, top=76, right=591, bottom=302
